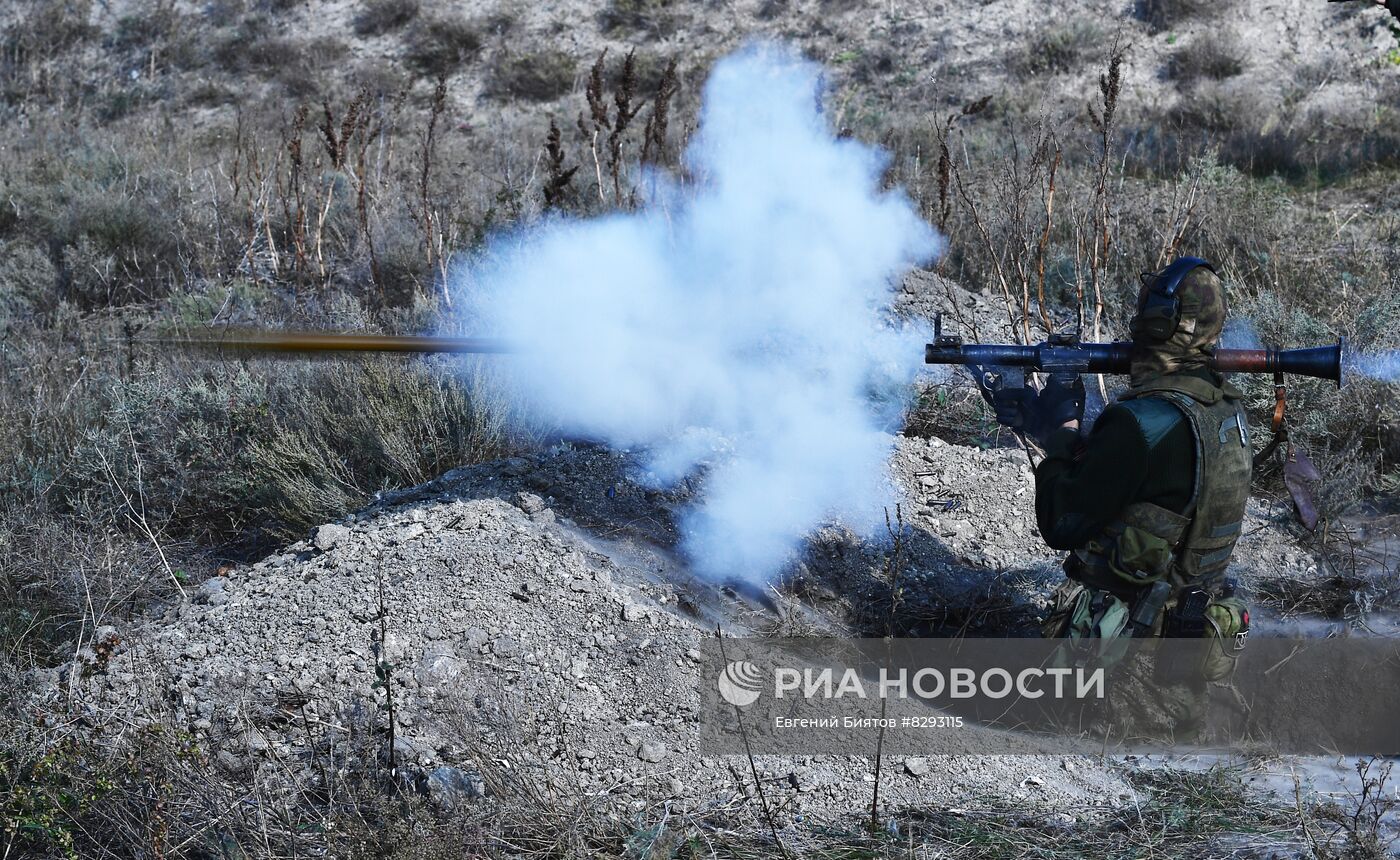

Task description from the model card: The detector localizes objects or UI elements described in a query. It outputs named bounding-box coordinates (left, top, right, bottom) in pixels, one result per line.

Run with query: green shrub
left=353, top=0, right=419, bottom=36
left=1015, top=17, right=1105, bottom=76
left=486, top=49, right=576, bottom=102
left=1165, top=36, right=1245, bottom=82
left=403, top=17, right=481, bottom=77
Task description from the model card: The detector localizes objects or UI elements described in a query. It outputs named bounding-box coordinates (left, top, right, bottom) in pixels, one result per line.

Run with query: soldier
left=993, top=258, right=1252, bottom=694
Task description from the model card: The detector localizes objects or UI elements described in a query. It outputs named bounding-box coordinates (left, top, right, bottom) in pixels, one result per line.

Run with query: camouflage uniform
left=1035, top=263, right=1252, bottom=742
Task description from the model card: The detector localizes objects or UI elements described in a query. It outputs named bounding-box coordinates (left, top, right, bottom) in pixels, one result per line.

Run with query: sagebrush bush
left=599, top=0, right=677, bottom=36
left=403, top=16, right=482, bottom=77
left=0, top=241, right=55, bottom=320
left=1015, top=17, right=1105, bottom=76
left=486, top=49, right=576, bottom=102
left=5, top=148, right=189, bottom=307
left=353, top=0, right=419, bottom=36
left=1138, top=0, right=1214, bottom=31
left=1166, top=36, right=1245, bottom=82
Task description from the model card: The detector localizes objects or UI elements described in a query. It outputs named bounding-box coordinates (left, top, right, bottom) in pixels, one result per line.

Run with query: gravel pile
left=54, top=436, right=1169, bottom=824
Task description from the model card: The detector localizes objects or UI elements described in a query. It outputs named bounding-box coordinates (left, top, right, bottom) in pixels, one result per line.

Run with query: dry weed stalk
left=542, top=118, right=578, bottom=210
left=641, top=59, right=680, bottom=166
left=1085, top=41, right=1124, bottom=348
left=869, top=504, right=906, bottom=832
left=418, top=75, right=451, bottom=306
left=607, top=49, right=642, bottom=205
left=581, top=50, right=610, bottom=204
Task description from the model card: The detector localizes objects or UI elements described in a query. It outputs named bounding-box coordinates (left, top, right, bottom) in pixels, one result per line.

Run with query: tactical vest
left=1067, top=374, right=1253, bottom=598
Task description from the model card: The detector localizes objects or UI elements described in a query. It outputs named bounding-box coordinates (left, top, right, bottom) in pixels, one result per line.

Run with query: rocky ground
left=41, top=404, right=1328, bottom=832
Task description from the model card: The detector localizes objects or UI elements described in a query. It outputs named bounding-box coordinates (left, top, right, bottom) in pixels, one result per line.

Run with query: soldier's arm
left=1032, top=406, right=1152, bottom=551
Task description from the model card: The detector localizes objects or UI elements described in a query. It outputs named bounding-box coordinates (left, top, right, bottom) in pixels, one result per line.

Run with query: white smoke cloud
left=456, top=43, right=941, bottom=582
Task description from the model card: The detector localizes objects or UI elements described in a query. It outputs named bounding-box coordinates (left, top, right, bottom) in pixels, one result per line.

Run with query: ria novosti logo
left=715, top=660, right=1105, bottom=705
left=717, top=660, right=764, bottom=707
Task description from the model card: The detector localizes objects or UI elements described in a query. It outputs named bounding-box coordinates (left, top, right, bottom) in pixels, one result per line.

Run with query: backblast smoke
left=456, top=44, right=940, bottom=583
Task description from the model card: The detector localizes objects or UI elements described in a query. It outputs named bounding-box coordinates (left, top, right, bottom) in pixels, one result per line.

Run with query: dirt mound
left=52, top=436, right=1161, bottom=825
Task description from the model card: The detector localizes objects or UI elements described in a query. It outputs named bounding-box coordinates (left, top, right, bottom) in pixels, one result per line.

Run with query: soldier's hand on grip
left=1038, top=372, right=1086, bottom=430
left=991, top=386, right=1037, bottom=432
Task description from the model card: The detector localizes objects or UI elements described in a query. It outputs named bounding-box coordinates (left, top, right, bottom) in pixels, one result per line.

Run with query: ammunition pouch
left=1066, top=502, right=1186, bottom=595
left=1201, top=595, right=1250, bottom=681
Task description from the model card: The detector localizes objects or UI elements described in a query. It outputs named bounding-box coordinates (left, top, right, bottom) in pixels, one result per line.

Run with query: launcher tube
left=924, top=339, right=1345, bottom=386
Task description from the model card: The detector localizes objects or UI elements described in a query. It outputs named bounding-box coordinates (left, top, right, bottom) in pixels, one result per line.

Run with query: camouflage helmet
left=1129, top=262, right=1228, bottom=379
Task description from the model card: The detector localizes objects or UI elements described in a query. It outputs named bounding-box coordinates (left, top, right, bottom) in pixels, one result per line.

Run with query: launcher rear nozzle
left=1211, top=338, right=1345, bottom=387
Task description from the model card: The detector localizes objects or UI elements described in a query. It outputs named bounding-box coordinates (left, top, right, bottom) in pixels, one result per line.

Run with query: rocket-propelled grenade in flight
left=168, top=330, right=516, bottom=356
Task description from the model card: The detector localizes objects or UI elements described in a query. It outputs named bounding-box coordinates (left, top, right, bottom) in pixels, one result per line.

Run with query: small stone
left=313, top=524, right=351, bottom=551
left=904, top=757, right=930, bottom=777
left=637, top=740, right=667, bottom=763
left=515, top=492, right=546, bottom=514
left=393, top=737, right=419, bottom=761
left=216, top=750, right=248, bottom=774
left=622, top=604, right=646, bottom=622
left=184, top=643, right=208, bottom=660
left=577, top=749, right=597, bottom=760
left=492, top=637, right=521, bottom=658
left=197, top=577, right=230, bottom=606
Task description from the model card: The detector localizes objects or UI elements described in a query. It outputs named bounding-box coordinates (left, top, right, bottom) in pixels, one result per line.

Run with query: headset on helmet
left=1130, top=256, right=1215, bottom=343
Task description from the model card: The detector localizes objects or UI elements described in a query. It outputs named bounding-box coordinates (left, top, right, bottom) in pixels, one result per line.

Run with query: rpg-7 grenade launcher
left=924, top=313, right=1343, bottom=455
left=923, top=313, right=1344, bottom=392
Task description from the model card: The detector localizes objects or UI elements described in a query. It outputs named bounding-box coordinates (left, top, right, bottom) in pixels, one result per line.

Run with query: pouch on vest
left=1044, top=583, right=1136, bottom=670
left=1201, top=596, right=1249, bottom=681
left=1076, top=523, right=1176, bottom=588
